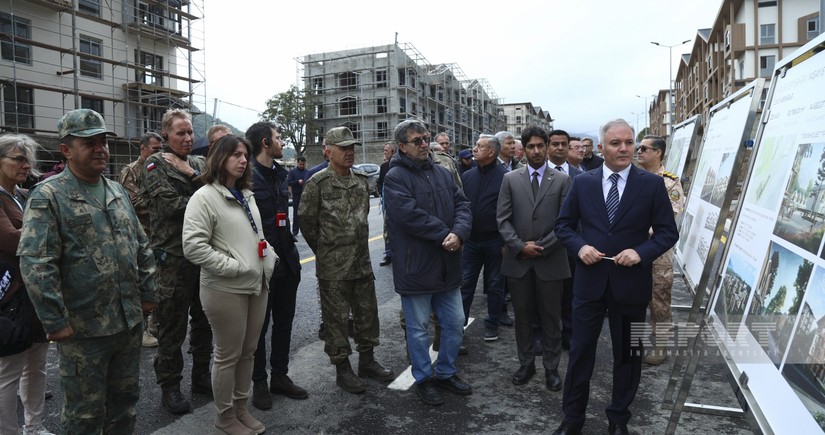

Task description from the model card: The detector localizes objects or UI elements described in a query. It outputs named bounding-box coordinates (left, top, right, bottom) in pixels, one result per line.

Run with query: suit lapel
left=515, top=167, right=535, bottom=205
left=534, top=167, right=555, bottom=211
left=611, top=166, right=642, bottom=225
left=587, top=168, right=612, bottom=226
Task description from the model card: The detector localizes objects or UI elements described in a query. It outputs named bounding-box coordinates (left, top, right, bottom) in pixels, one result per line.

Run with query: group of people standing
left=0, top=106, right=684, bottom=435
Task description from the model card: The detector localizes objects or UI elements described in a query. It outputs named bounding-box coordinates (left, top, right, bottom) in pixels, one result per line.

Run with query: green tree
left=765, top=285, right=787, bottom=315
left=766, top=250, right=780, bottom=296
left=636, top=127, right=650, bottom=143
left=788, top=260, right=814, bottom=315
left=260, top=85, right=314, bottom=157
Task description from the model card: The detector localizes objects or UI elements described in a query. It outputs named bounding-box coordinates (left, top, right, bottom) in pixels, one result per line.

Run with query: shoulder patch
left=29, top=199, right=50, bottom=209
left=146, top=162, right=157, bottom=172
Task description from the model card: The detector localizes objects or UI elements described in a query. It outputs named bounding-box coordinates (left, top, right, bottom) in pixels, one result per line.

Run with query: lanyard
left=229, top=189, right=260, bottom=237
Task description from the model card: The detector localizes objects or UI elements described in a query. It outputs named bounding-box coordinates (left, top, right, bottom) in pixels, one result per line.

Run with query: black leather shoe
left=270, top=374, right=309, bottom=400
left=415, top=379, right=444, bottom=406
left=498, top=311, right=514, bottom=327
left=545, top=369, right=562, bottom=391
left=512, top=363, right=536, bottom=385
left=379, top=257, right=392, bottom=266
left=435, top=374, right=472, bottom=395
left=608, top=422, right=630, bottom=435
left=551, top=419, right=583, bottom=435
left=458, top=345, right=468, bottom=355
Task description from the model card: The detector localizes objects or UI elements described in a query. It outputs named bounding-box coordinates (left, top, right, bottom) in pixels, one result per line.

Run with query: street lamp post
left=635, top=94, right=655, bottom=132
left=651, top=39, right=691, bottom=137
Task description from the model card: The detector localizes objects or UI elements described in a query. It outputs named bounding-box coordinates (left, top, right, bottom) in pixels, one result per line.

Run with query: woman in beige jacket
left=183, top=135, right=277, bottom=435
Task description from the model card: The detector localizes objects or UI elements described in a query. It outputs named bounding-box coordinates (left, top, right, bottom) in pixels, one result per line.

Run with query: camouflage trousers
left=318, top=275, right=380, bottom=365
left=153, top=254, right=213, bottom=388
left=649, top=248, right=674, bottom=327
left=57, top=324, right=141, bottom=435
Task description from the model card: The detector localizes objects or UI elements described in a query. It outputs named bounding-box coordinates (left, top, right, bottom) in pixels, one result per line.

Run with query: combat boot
left=192, top=362, right=213, bottom=396
left=335, top=359, right=366, bottom=394
left=358, top=349, right=395, bottom=381
left=234, top=399, right=265, bottom=434
left=161, top=385, right=191, bottom=415
left=213, top=408, right=255, bottom=435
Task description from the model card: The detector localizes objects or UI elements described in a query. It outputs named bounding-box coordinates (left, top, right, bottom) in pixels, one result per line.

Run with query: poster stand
left=665, top=33, right=825, bottom=435
left=660, top=78, right=765, bottom=424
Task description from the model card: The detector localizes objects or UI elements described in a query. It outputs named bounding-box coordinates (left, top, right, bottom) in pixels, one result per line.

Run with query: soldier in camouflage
left=18, top=109, right=157, bottom=434
left=299, top=126, right=394, bottom=394
left=142, top=108, right=213, bottom=414
left=636, top=135, right=685, bottom=365
left=119, top=131, right=163, bottom=348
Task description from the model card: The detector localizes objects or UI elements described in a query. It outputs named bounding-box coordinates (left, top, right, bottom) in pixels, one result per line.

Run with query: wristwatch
left=190, top=169, right=201, bottom=179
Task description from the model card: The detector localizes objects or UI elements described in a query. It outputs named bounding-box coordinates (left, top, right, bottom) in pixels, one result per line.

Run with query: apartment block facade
left=0, top=0, right=204, bottom=172
left=499, top=102, right=554, bottom=138
left=300, top=43, right=506, bottom=165
left=649, top=0, right=821, bottom=138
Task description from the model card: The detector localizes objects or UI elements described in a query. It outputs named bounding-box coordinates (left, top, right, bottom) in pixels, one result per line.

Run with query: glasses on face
left=637, top=145, right=659, bottom=154
left=3, top=155, right=29, bottom=165
left=571, top=146, right=584, bottom=151
left=407, top=137, right=430, bottom=146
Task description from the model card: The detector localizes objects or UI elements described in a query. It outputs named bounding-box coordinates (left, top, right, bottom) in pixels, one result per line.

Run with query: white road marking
left=388, top=317, right=475, bottom=390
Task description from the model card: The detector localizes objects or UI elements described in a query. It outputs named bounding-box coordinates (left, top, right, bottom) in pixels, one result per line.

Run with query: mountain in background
left=192, top=109, right=245, bottom=139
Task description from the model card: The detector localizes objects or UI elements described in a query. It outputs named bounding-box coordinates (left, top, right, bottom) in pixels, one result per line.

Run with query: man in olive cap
left=299, top=126, right=394, bottom=394
left=19, top=109, right=157, bottom=434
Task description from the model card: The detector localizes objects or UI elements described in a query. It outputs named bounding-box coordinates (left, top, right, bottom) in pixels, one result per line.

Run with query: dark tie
left=606, top=173, right=620, bottom=224
left=555, top=165, right=563, bottom=173
left=531, top=171, right=539, bottom=198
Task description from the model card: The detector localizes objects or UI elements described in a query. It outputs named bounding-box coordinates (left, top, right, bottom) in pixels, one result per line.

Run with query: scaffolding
left=0, top=0, right=205, bottom=177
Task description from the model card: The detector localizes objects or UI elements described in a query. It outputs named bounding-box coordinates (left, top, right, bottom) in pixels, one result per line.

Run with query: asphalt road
left=26, top=197, right=754, bottom=434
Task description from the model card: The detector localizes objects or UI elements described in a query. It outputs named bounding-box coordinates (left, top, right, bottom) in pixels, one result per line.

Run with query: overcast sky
left=198, top=0, right=723, bottom=138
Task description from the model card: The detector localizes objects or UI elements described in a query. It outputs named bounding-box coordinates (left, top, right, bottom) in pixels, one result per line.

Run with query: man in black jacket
left=383, top=119, right=472, bottom=406
left=246, top=122, right=308, bottom=410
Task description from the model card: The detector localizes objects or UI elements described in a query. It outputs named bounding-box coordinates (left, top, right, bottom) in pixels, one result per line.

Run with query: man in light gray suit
left=496, top=125, right=572, bottom=391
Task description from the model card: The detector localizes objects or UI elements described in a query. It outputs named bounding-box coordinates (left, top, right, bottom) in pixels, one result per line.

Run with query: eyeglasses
left=3, top=155, right=29, bottom=165
left=570, top=146, right=584, bottom=151
left=406, top=137, right=430, bottom=146
left=637, top=145, right=659, bottom=153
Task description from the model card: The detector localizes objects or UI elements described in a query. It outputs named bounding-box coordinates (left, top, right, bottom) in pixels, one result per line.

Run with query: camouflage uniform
left=432, top=150, right=462, bottom=188
left=120, top=157, right=159, bottom=337
left=142, top=149, right=213, bottom=388
left=649, top=165, right=685, bottom=326
left=18, top=169, right=156, bottom=435
left=298, top=168, right=379, bottom=364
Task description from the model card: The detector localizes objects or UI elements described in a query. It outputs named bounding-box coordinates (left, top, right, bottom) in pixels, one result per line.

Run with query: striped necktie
left=606, top=172, right=620, bottom=224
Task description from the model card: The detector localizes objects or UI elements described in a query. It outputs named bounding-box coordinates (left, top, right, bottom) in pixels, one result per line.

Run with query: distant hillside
left=192, top=110, right=245, bottom=140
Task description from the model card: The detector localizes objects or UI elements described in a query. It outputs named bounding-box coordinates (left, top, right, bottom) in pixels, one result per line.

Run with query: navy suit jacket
left=555, top=165, right=678, bottom=305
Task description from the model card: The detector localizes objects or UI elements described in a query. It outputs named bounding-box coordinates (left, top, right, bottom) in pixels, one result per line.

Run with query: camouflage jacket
left=431, top=150, right=462, bottom=188
left=657, top=165, right=685, bottom=217
left=298, top=167, right=372, bottom=280
left=119, top=156, right=151, bottom=236
left=142, top=150, right=205, bottom=257
left=17, top=169, right=157, bottom=338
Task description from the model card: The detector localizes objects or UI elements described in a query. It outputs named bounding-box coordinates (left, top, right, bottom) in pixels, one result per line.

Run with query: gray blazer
left=496, top=164, right=572, bottom=281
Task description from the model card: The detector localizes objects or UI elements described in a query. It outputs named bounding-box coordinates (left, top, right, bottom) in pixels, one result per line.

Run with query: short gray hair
left=598, top=119, right=634, bottom=145
left=0, top=133, right=42, bottom=177
left=494, top=131, right=514, bottom=144
left=478, top=134, right=500, bottom=158
left=394, top=119, right=429, bottom=146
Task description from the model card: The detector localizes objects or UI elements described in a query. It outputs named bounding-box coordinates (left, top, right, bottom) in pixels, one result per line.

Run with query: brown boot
left=644, top=346, right=668, bottom=365
left=213, top=408, right=255, bottom=435
left=234, top=399, right=265, bottom=434
left=358, top=349, right=394, bottom=381
left=335, top=359, right=366, bottom=394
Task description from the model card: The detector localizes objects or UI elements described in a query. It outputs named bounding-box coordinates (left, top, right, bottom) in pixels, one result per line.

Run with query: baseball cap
left=458, top=149, right=472, bottom=159
left=324, top=127, right=361, bottom=147
left=57, top=109, right=116, bottom=139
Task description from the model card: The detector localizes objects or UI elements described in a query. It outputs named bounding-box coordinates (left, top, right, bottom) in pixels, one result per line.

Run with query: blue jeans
left=460, top=238, right=504, bottom=328
left=401, top=289, right=464, bottom=383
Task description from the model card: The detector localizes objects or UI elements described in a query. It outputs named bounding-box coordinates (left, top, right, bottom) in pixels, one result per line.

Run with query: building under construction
left=0, top=0, right=205, bottom=175
left=299, top=42, right=505, bottom=165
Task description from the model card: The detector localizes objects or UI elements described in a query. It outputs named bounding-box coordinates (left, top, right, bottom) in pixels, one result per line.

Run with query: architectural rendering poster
left=663, top=114, right=700, bottom=178
left=707, top=36, right=825, bottom=432
left=675, top=89, right=755, bottom=288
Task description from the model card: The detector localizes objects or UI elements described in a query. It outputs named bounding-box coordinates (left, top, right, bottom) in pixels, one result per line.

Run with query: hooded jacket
left=383, top=152, right=471, bottom=295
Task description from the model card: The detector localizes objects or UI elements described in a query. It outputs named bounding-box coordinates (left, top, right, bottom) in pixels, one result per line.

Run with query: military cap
left=57, top=109, right=116, bottom=139
left=324, top=126, right=361, bottom=147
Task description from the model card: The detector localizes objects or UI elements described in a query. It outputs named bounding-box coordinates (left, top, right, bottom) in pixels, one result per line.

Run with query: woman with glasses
left=0, top=134, right=54, bottom=435
left=182, top=135, right=276, bottom=435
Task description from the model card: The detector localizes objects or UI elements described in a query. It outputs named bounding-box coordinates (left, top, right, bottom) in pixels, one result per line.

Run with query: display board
left=675, top=81, right=763, bottom=290
left=706, top=33, right=825, bottom=433
left=664, top=114, right=702, bottom=178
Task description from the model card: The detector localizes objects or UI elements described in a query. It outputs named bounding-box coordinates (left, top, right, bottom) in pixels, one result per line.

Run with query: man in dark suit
left=497, top=126, right=571, bottom=391
left=552, top=119, right=679, bottom=435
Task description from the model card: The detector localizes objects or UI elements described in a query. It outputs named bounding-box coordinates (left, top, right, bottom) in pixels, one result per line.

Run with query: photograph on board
left=773, top=142, right=825, bottom=255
